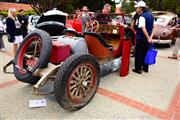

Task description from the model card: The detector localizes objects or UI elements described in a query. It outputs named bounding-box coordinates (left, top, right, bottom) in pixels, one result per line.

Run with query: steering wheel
left=85, top=20, right=99, bottom=32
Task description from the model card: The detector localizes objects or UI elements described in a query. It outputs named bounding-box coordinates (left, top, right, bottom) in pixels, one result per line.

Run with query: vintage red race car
left=4, top=9, right=135, bottom=111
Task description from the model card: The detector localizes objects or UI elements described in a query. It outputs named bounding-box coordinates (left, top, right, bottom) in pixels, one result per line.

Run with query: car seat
left=63, top=29, right=83, bottom=37
left=84, top=32, right=113, bottom=59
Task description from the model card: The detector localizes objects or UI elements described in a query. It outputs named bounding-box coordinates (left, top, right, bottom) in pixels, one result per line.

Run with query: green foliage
left=0, top=10, right=36, bottom=17
left=59, top=4, right=74, bottom=13
left=121, top=1, right=135, bottom=14
left=1, top=0, right=180, bottom=16
left=27, top=0, right=75, bottom=14
left=176, top=7, right=180, bottom=17
left=27, top=0, right=115, bottom=14
left=145, top=0, right=180, bottom=16
left=24, top=10, right=37, bottom=15
left=0, top=11, right=8, bottom=17
left=25, top=0, right=180, bottom=16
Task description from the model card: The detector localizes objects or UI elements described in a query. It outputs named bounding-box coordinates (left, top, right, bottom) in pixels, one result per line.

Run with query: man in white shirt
left=132, top=1, right=156, bottom=74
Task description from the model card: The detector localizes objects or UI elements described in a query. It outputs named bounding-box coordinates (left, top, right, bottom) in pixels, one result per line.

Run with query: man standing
left=168, top=18, right=180, bottom=59
left=81, top=6, right=92, bottom=32
left=95, top=3, right=112, bottom=24
left=17, top=9, right=28, bottom=38
left=131, top=4, right=141, bottom=31
left=132, top=1, right=156, bottom=74
left=131, top=4, right=141, bottom=57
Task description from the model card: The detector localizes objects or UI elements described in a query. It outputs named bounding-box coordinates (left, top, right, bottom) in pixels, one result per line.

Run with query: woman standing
left=6, top=8, right=23, bottom=56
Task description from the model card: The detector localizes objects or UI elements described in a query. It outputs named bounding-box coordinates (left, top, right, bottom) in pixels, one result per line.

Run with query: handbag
left=144, top=44, right=158, bottom=65
left=7, top=34, right=14, bottom=43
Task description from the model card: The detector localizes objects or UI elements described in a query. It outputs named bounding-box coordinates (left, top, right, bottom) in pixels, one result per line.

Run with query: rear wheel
left=54, top=53, right=100, bottom=111
left=13, top=29, right=52, bottom=84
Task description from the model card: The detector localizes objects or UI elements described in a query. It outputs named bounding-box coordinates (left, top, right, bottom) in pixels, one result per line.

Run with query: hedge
left=0, top=10, right=36, bottom=17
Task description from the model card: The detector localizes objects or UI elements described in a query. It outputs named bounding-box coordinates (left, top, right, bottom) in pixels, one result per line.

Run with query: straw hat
left=81, top=6, right=89, bottom=11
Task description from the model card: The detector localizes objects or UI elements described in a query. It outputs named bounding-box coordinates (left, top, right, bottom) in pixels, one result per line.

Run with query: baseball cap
left=134, top=4, right=138, bottom=8
left=136, top=1, right=147, bottom=8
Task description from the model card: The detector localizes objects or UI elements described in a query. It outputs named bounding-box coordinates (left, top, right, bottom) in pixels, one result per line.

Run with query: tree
left=2, top=0, right=180, bottom=16
left=0, top=0, right=27, bottom=2
left=162, top=0, right=180, bottom=15
left=0, top=0, right=15, bottom=2
left=121, top=0, right=135, bottom=14
left=27, top=0, right=74, bottom=14
left=26, top=0, right=115, bottom=14
left=145, top=0, right=180, bottom=16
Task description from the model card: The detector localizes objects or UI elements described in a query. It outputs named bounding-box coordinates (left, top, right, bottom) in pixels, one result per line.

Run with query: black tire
left=54, top=53, right=100, bottom=111
left=166, top=41, right=172, bottom=48
left=13, top=29, right=52, bottom=84
left=168, top=43, right=172, bottom=47
left=172, top=38, right=176, bottom=45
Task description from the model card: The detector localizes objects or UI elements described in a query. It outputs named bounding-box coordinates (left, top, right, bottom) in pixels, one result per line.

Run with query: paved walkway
left=0, top=36, right=180, bottom=120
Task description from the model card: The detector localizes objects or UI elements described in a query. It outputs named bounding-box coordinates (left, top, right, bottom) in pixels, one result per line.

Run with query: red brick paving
left=1, top=50, right=14, bottom=57
left=0, top=80, right=19, bottom=89
left=1, top=51, right=180, bottom=119
left=142, top=105, right=151, bottom=113
left=97, top=82, right=180, bottom=119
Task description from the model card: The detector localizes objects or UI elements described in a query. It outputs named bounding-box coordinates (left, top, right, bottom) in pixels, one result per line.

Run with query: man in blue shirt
left=132, top=1, right=156, bottom=74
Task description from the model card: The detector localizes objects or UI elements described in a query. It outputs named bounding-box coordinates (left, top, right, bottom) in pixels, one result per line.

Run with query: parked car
left=1, top=17, right=7, bottom=33
left=152, top=11, right=178, bottom=46
left=28, top=15, right=40, bottom=33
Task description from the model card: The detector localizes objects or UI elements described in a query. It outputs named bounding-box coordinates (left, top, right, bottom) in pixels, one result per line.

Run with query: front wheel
left=54, top=53, right=100, bottom=111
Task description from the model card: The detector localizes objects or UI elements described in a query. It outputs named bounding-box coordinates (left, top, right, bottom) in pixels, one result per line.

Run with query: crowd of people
left=0, top=1, right=179, bottom=72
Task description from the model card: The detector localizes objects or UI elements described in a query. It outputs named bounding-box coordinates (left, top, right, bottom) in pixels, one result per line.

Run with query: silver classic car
left=152, top=11, right=178, bottom=46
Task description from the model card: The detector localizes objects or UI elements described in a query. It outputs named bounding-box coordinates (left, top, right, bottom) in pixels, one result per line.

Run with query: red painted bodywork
left=50, top=41, right=71, bottom=64
left=66, top=19, right=82, bottom=33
